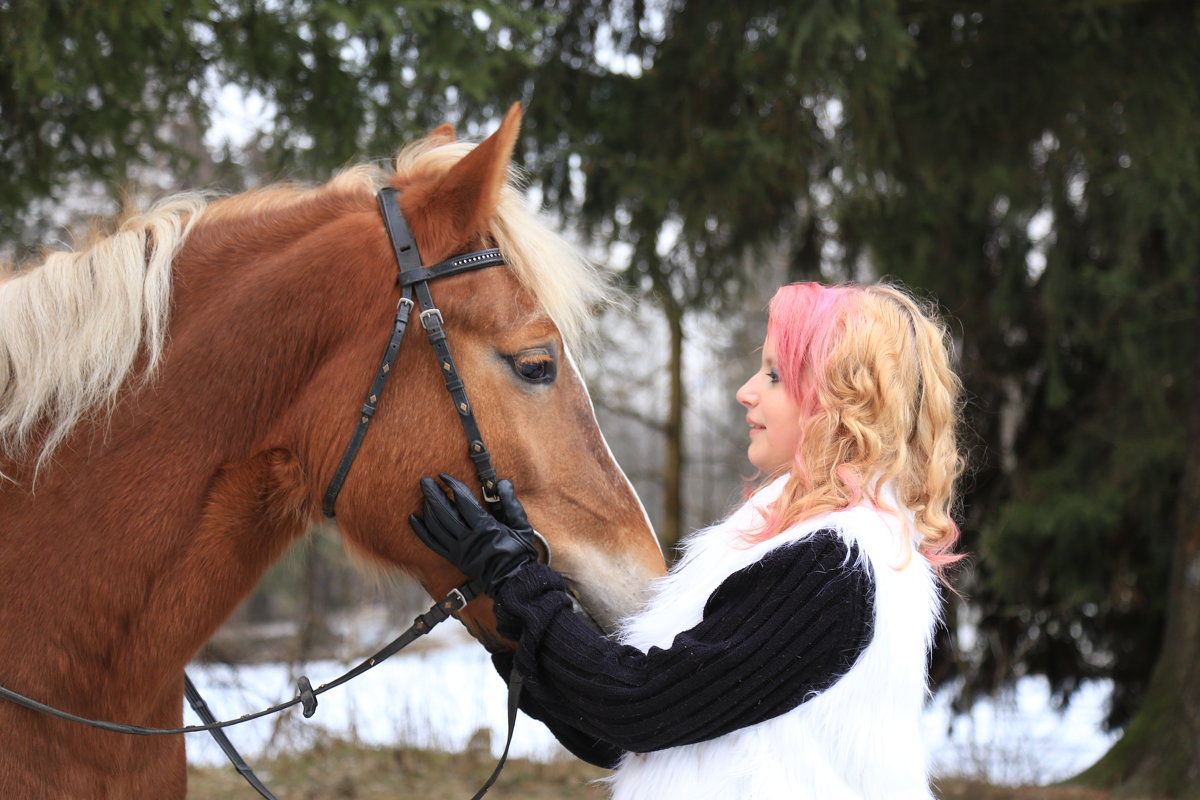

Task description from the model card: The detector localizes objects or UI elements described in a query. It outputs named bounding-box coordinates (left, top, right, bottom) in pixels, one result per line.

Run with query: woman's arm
left=492, top=651, right=624, bottom=768
left=494, top=529, right=874, bottom=754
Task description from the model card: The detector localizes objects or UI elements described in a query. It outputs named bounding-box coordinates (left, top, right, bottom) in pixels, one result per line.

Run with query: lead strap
left=470, top=669, right=525, bottom=800
left=184, top=675, right=279, bottom=800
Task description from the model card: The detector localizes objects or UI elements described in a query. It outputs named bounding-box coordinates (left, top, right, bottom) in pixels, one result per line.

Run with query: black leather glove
left=409, top=473, right=540, bottom=595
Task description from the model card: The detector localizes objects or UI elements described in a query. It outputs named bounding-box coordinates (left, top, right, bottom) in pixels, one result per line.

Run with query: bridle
left=0, top=188, right=524, bottom=799
left=323, top=186, right=506, bottom=518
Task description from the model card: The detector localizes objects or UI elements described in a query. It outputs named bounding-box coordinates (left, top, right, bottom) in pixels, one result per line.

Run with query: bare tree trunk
left=295, top=535, right=331, bottom=660
left=661, top=295, right=685, bottom=553
left=1075, top=287, right=1200, bottom=799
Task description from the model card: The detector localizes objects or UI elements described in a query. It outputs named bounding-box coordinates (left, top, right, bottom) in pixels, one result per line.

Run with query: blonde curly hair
left=749, top=281, right=965, bottom=576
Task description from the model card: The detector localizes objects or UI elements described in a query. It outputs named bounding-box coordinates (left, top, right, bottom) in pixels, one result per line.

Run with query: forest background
left=2, top=1, right=1198, bottom=797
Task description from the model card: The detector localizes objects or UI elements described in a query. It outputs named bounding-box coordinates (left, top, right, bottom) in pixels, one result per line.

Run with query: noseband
left=323, top=186, right=506, bottom=517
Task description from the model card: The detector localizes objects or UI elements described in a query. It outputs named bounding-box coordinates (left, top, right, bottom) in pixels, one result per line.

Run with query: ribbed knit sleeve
left=491, top=528, right=874, bottom=756
left=492, top=650, right=624, bottom=768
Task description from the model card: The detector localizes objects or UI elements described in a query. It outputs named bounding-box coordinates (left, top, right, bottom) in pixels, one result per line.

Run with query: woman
left=411, top=281, right=965, bottom=799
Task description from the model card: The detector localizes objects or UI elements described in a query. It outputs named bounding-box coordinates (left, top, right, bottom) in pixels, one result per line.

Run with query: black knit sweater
left=491, top=528, right=875, bottom=768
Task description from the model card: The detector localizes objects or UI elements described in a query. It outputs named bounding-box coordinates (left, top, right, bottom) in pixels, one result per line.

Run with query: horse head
left=257, top=104, right=665, bottom=648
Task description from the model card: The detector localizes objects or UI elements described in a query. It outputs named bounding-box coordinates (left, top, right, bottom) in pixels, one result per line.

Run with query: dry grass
left=935, top=777, right=1112, bottom=800
left=187, top=741, right=610, bottom=799
left=187, top=741, right=1120, bottom=800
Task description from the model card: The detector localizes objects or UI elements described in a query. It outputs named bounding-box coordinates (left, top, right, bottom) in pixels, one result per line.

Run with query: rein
left=0, top=585, right=480, bottom=799
left=0, top=188, right=523, bottom=799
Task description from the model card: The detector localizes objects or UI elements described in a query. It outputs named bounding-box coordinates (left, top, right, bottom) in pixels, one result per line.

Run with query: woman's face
left=735, top=333, right=803, bottom=474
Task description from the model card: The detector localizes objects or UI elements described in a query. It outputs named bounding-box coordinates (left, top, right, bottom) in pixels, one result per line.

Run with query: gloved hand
left=409, top=473, right=541, bottom=595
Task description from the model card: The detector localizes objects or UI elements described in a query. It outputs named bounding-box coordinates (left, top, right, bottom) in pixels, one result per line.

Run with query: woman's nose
left=736, top=378, right=755, bottom=408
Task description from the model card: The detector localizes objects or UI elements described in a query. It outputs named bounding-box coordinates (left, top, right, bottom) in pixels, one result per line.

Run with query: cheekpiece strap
left=320, top=189, right=419, bottom=518
left=377, top=187, right=423, bottom=274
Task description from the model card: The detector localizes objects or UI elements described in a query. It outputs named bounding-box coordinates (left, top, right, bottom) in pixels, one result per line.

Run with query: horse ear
left=401, top=102, right=523, bottom=263
left=428, top=123, right=456, bottom=143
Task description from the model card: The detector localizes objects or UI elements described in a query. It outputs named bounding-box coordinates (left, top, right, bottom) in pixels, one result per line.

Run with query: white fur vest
left=606, top=475, right=941, bottom=800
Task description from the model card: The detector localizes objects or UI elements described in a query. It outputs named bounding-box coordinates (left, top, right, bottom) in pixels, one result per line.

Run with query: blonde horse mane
left=0, top=137, right=607, bottom=475
left=0, top=195, right=206, bottom=473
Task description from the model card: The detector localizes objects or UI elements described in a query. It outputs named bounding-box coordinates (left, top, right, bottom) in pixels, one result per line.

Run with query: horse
left=0, top=103, right=665, bottom=797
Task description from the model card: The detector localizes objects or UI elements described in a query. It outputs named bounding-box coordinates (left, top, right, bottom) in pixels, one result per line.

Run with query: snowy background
left=185, top=614, right=1119, bottom=787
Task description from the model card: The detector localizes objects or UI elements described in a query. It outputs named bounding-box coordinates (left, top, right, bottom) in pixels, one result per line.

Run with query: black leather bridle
left=0, top=188, right=523, bottom=799
left=323, top=186, right=506, bottom=518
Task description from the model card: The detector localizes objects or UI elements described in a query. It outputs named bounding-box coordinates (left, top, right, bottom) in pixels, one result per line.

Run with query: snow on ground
left=185, top=621, right=1120, bottom=786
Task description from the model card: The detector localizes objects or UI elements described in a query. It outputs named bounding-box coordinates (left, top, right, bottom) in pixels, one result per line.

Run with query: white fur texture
left=606, top=475, right=941, bottom=800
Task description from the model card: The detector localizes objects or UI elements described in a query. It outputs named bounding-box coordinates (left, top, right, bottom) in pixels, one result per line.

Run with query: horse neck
left=0, top=198, right=393, bottom=712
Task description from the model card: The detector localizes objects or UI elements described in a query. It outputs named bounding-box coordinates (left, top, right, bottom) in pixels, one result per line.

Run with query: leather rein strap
left=0, top=188, right=523, bottom=799
left=0, top=584, right=480, bottom=799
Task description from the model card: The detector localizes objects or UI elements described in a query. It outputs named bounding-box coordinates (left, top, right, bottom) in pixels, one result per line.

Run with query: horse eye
left=507, top=349, right=556, bottom=383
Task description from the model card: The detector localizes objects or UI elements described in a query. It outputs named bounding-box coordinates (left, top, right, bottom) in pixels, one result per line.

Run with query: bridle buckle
left=442, top=587, right=469, bottom=613
left=420, top=307, right=444, bottom=330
